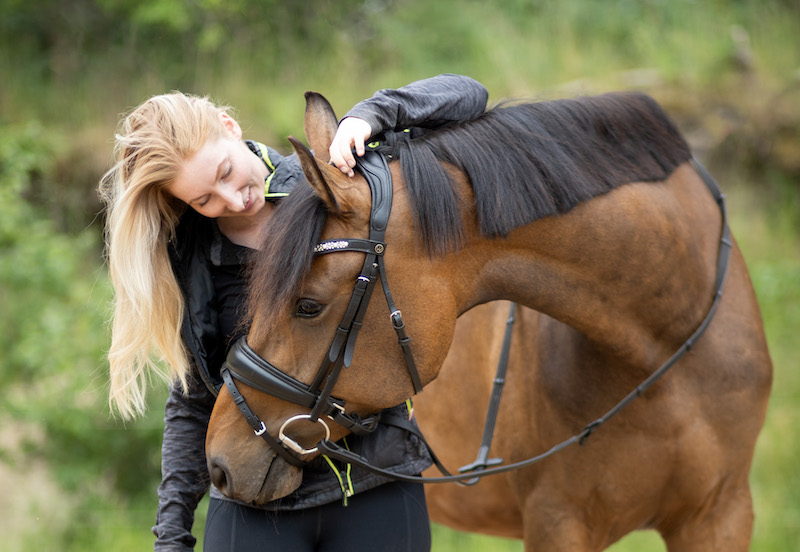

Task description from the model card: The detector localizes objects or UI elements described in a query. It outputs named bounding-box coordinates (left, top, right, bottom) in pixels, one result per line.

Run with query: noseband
left=221, top=150, right=423, bottom=464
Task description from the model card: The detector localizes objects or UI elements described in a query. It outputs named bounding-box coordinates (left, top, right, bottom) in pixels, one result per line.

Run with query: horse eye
left=295, top=298, right=323, bottom=318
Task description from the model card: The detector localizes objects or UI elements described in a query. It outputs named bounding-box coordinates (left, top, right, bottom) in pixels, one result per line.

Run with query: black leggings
left=203, top=480, right=431, bottom=551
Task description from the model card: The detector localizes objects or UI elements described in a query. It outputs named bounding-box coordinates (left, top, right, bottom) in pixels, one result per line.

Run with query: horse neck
left=453, top=164, right=722, bottom=368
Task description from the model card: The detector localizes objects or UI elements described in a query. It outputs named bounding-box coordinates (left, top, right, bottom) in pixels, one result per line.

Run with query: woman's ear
left=219, top=112, right=243, bottom=139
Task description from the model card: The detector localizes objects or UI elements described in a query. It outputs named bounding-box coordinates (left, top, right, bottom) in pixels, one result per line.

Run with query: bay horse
left=205, top=89, right=772, bottom=550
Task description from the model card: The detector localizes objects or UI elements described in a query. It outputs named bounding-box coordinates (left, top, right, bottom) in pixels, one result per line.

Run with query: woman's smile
left=168, top=136, right=268, bottom=220
left=242, top=187, right=253, bottom=211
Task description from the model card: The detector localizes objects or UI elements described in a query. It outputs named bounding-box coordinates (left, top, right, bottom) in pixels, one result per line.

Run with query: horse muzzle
left=208, top=446, right=303, bottom=505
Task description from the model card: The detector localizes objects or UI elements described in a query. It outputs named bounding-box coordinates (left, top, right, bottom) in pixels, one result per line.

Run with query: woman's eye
left=296, top=299, right=323, bottom=318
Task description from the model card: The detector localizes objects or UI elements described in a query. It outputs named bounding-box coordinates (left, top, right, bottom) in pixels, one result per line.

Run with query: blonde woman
left=100, top=75, right=489, bottom=551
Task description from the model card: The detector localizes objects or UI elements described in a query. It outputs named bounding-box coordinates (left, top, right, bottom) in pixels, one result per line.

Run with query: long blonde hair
left=99, top=92, right=230, bottom=419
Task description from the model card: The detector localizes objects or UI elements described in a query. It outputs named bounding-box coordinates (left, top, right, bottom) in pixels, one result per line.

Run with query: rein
left=224, top=152, right=732, bottom=485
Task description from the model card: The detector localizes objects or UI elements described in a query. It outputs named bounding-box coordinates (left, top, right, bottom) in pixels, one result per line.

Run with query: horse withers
left=206, top=89, right=771, bottom=550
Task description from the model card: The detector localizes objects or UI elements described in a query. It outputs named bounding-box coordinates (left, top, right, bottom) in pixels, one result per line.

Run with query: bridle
left=221, top=152, right=732, bottom=484
left=221, top=150, right=423, bottom=466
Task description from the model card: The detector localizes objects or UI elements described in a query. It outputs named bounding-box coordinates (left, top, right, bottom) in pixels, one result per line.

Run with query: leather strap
left=221, top=367, right=305, bottom=468
left=458, top=302, right=516, bottom=482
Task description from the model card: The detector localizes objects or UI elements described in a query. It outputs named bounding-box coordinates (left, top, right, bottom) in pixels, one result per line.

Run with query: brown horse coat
left=206, top=90, right=772, bottom=551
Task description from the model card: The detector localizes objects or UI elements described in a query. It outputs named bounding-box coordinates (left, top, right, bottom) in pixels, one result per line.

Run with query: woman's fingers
left=329, top=117, right=372, bottom=177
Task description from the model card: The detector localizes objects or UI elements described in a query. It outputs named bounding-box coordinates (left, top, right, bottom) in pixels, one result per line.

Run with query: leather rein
left=222, top=152, right=732, bottom=484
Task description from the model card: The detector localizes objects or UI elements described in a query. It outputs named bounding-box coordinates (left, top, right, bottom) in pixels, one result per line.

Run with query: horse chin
left=253, top=457, right=303, bottom=504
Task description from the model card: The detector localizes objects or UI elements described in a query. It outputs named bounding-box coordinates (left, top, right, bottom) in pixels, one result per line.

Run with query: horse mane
left=392, top=91, right=691, bottom=254
left=247, top=91, right=691, bottom=327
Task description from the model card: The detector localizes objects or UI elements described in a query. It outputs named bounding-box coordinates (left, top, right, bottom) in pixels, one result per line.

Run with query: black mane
left=393, top=91, right=691, bottom=254
left=248, top=92, right=691, bottom=326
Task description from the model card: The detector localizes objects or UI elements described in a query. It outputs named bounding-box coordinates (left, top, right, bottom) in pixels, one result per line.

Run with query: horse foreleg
left=660, top=482, right=754, bottom=552
left=520, top=496, right=601, bottom=552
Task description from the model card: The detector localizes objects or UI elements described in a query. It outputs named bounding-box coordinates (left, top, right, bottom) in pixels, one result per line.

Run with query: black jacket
left=153, top=74, right=488, bottom=551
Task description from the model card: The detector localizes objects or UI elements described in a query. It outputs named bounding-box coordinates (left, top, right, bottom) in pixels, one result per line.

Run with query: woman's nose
left=220, top=187, right=244, bottom=212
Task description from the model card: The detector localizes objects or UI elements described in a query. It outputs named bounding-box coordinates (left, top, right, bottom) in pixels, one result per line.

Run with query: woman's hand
left=329, top=117, right=373, bottom=178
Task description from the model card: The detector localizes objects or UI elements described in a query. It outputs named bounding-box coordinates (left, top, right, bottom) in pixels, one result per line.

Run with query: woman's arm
left=346, top=73, right=488, bottom=133
left=152, top=379, right=215, bottom=551
left=329, top=74, right=488, bottom=175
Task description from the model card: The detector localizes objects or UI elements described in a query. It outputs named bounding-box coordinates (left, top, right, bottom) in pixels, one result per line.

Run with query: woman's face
left=168, top=113, right=269, bottom=219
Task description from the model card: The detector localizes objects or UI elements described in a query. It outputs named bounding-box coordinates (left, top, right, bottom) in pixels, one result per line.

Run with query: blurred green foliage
left=0, top=0, right=798, bottom=550
left=0, top=122, right=167, bottom=549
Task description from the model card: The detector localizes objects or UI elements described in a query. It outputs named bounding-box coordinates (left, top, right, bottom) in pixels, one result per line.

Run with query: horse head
left=205, top=92, right=462, bottom=504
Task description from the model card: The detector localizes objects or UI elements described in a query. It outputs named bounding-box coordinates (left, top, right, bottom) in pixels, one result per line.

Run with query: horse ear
left=288, top=136, right=355, bottom=215
left=304, top=91, right=338, bottom=165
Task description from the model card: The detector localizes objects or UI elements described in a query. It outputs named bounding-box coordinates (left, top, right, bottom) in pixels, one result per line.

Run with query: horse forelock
left=392, top=91, right=692, bottom=251
left=247, top=183, right=327, bottom=333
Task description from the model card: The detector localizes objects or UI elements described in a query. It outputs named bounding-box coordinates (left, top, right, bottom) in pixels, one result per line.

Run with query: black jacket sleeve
left=152, top=378, right=214, bottom=551
left=344, top=73, right=488, bottom=135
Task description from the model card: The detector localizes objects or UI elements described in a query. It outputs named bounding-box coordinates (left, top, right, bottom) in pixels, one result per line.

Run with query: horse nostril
left=209, top=460, right=231, bottom=493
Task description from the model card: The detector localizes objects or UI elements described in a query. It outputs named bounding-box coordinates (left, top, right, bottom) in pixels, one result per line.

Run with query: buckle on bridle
left=390, top=310, right=404, bottom=328
left=254, top=421, right=268, bottom=436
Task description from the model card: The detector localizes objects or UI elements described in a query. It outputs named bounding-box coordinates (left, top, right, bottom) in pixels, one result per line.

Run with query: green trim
left=254, top=141, right=276, bottom=171
left=321, top=454, right=349, bottom=506
left=252, top=141, right=289, bottom=200
left=322, top=437, right=354, bottom=506
left=264, top=171, right=284, bottom=198
left=343, top=437, right=354, bottom=498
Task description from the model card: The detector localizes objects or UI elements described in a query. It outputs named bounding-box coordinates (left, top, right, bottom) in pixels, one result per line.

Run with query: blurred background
left=1, top=0, right=798, bottom=550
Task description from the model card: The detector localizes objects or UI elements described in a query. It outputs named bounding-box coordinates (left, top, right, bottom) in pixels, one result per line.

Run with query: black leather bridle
left=221, top=150, right=423, bottom=465
left=221, top=153, right=732, bottom=485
